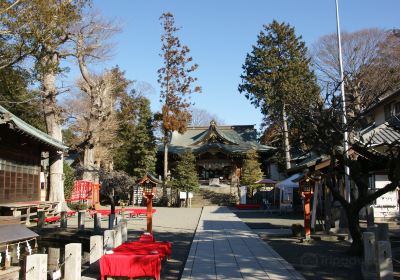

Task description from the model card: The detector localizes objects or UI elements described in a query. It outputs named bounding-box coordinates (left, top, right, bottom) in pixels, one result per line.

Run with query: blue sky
left=76, top=0, right=399, bottom=128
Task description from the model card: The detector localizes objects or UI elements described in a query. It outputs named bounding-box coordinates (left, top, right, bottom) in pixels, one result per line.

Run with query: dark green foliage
left=239, top=20, right=319, bottom=124
left=63, top=161, right=76, bottom=200
left=240, top=150, right=264, bottom=197
left=99, top=169, right=135, bottom=213
left=0, top=66, right=46, bottom=131
left=171, top=151, right=199, bottom=193
left=114, top=93, right=156, bottom=178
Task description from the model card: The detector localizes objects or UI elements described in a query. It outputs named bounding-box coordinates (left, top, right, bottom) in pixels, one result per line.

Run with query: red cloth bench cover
left=139, top=233, right=155, bottom=242
left=89, top=209, right=121, bottom=216
left=113, top=241, right=172, bottom=260
left=126, top=208, right=156, bottom=216
left=100, top=253, right=161, bottom=280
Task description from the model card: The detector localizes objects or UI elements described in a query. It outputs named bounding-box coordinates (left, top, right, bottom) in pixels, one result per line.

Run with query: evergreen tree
left=241, top=150, right=264, bottom=197
left=158, top=12, right=201, bottom=204
left=239, top=20, right=319, bottom=170
left=114, top=93, right=156, bottom=178
left=0, top=66, right=46, bottom=131
left=171, top=150, right=199, bottom=207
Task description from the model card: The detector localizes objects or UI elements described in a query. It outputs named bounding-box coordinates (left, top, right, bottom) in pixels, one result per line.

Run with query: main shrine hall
left=159, top=121, right=275, bottom=185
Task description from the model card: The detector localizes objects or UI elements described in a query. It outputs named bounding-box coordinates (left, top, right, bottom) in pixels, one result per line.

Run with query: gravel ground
left=234, top=210, right=400, bottom=280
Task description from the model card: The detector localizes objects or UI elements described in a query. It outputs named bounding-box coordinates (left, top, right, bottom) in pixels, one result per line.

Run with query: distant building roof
left=358, top=115, right=400, bottom=147
left=163, top=121, right=275, bottom=155
left=0, top=105, right=67, bottom=151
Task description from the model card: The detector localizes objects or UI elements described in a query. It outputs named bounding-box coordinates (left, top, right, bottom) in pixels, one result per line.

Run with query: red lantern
left=299, top=176, right=315, bottom=241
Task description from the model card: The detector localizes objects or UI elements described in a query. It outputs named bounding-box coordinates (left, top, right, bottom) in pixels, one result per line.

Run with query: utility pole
left=335, top=0, right=351, bottom=203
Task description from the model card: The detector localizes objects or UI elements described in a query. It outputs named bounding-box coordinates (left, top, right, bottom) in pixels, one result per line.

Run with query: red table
left=100, top=253, right=161, bottom=280
left=113, top=241, right=172, bottom=260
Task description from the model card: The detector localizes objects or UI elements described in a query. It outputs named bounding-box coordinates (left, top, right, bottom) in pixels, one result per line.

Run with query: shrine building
left=159, top=121, right=275, bottom=185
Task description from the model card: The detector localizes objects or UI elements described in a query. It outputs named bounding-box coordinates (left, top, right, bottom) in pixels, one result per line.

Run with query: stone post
left=37, top=211, right=45, bottom=228
left=376, top=241, right=393, bottom=280
left=363, top=232, right=376, bottom=267
left=104, top=230, right=116, bottom=252
left=94, top=213, right=102, bottom=234
left=48, top=247, right=60, bottom=274
left=25, top=254, right=47, bottom=280
left=64, top=243, right=81, bottom=280
left=121, top=221, right=128, bottom=243
left=377, top=223, right=389, bottom=241
left=60, top=211, right=67, bottom=228
left=78, top=211, right=85, bottom=231
left=90, top=235, right=103, bottom=273
left=114, top=225, right=122, bottom=247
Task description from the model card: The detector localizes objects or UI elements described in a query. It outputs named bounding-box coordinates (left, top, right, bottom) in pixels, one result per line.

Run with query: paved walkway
left=181, top=206, right=305, bottom=280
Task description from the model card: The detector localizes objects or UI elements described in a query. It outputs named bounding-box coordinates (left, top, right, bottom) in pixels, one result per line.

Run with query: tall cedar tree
left=240, top=150, right=264, bottom=197
left=239, top=20, right=319, bottom=170
left=114, top=93, right=156, bottom=178
left=158, top=12, right=201, bottom=204
left=0, top=66, right=46, bottom=131
left=171, top=151, right=199, bottom=207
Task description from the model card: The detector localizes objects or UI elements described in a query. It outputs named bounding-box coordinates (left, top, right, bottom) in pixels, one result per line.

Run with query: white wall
left=373, top=174, right=399, bottom=218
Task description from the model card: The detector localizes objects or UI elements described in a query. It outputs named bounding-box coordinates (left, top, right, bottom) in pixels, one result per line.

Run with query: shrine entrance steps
left=191, top=189, right=236, bottom=208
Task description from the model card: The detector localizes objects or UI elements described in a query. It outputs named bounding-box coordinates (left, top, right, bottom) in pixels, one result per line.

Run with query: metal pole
left=335, top=0, right=351, bottom=202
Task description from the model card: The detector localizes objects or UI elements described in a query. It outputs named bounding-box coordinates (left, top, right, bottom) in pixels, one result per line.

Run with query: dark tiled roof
left=359, top=116, right=400, bottom=146
left=0, top=105, right=68, bottom=151
left=163, top=122, right=275, bottom=155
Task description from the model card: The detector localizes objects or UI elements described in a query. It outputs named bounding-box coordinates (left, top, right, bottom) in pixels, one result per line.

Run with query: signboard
left=180, top=192, right=193, bottom=199
left=240, top=186, right=247, bottom=205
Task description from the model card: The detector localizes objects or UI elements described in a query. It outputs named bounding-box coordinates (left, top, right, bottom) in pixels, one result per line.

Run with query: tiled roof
left=0, top=105, right=68, bottom=151
left=359, top=115, right=400, bottom=146
left=163, top=122, right=275, bottom=155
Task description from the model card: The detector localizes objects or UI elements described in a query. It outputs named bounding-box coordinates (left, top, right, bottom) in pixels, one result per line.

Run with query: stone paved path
left=181, top=206, right=305, bottom=280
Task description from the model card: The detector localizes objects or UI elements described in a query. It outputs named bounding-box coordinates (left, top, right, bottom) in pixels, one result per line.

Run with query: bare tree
left=70, top=13, right=123, bottom=181
left=190, top=107, right=224, bottom=127
left=293, top=88, right=400, bottom=255
left=311, top=28, right=400, bottom=113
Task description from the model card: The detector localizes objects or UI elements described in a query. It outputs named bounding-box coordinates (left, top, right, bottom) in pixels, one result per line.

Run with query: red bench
left=236, top=204, right=261, bottom=209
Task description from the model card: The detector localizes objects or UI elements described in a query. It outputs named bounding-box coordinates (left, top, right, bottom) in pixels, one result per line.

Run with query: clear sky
left=81, top=0, right=399, bottom=128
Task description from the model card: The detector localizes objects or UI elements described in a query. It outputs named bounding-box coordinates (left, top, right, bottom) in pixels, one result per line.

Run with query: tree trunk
left=346, top=206, right=363, bottom=256
left=42, top=64, right=66, bottom=211
left=282, top=104, right=291, bottom=170
left=82, top=145, right=98, bottom=183
left=162, top=139, right=169, bottom=205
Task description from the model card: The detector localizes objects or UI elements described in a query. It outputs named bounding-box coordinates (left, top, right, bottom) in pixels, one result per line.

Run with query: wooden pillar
left=94, top=213, right=102, bottom=233
left=37, top=211, right=45, bottom=228
left=60, top=211, right=67, bottom=228
left=78, top=211, right=85, bottom=231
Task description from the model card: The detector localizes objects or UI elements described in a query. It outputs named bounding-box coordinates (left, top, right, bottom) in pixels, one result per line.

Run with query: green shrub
left=63, top=161, right=75, bottom=200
